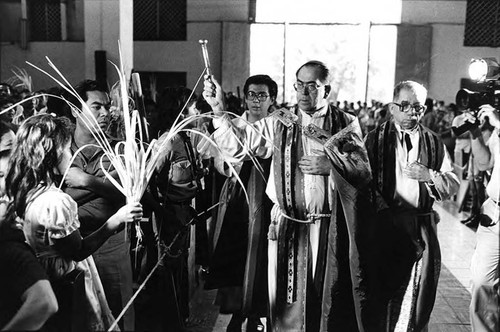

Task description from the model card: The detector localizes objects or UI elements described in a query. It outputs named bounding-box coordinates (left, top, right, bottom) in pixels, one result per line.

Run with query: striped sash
left=369, top=121, right=445, bottom=211
left=273, top=106, right=347, bottom=304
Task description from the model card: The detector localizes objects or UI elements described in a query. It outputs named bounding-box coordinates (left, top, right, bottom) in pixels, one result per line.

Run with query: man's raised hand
left=202, top=75, right=225, bottom=116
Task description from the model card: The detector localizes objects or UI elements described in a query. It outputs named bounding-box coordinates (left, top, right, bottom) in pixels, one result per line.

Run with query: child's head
left=6, top=114, right=74, bottom=217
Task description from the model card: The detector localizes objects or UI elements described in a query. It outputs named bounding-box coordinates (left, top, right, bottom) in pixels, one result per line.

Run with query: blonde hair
left=6, top=114, right=74, bottom=217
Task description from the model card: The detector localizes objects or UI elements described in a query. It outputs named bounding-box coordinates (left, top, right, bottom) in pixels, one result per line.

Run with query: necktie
left=404, top=133, right=413, bottom=153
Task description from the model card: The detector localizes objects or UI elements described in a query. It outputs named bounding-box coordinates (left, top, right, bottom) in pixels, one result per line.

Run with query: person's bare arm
left=64, top=167, right=124, bottom=203
left=2, top=280, right=58, bottom=331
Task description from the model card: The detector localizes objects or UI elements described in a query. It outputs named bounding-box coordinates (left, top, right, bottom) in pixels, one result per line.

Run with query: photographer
left=452, top=109, right=487, bottom=227
left=462, top=104, right=499, bottom=331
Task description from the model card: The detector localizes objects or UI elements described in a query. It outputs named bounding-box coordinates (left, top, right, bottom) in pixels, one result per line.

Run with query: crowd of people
left=0, top=59, right=498, bottom=332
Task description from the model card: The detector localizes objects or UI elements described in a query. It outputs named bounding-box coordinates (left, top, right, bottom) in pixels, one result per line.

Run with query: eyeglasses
left=391, top=102, right=426, bottom=114
left=245, top=91, right=269, bottom=102
left=293, top=81, right=322, bottom=92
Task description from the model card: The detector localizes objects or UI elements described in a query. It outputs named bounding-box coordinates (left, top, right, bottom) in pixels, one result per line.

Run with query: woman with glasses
left=365, top=81, right=459, bottom=331
left=204, top=75, right=277, bottom=332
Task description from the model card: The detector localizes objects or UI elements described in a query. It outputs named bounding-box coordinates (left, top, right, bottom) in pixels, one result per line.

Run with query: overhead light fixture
left=468, top=58, right=500, bottom=82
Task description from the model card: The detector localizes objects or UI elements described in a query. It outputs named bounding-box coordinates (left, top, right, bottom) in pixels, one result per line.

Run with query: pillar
left=84, top=0, right=133, bottom=85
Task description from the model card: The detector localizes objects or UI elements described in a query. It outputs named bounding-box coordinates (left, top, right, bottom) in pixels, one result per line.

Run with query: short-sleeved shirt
left=0, top=226, right=48, bottom=328
left=65, top=142, right=121, bottom=237
left=156, top=132, right=198, bottom=202
left=24, top=185, right=80, bottom=278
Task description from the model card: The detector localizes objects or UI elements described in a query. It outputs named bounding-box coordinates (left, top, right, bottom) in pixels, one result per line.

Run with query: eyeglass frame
left=245, top=91, right=270, bottom=102
left=390, top=101, right=427, bottom=114
left=293, top=80, right=325, bottom=93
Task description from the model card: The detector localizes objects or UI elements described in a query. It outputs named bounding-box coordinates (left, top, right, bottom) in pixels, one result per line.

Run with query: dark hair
left=34, top=89, right=47, bottom=96
left=295, top=60, right=330, bottom=84
left=0, top=121, right=13, bottom=138
left=19, top=88, right=31, bottom=96
left=195, top=95, right=212, bottom=114
left=447, top=103, right=458, bottom=115
left=6, top=114, right=74, bottom=217
left=46, top=86, right=74, bottom=120
left=243, top=75, right=278, bottom=99
left=74, top=79, right=108, bottom=103
left=379, top=106, right=388, bottom=118
left=422, top=97, right=434, bottom=115
left=226, top=94, right=243, bottom=115
left=0, top=96, right=14, bottom=109
left=0, top=83, right=13, bottom=96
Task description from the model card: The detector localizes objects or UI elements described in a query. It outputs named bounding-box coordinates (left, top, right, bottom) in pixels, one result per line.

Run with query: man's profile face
left=245, top=84, right=274, bottom=119
left=390, top=88, right=425, bottom=130
left=295, top=66, right=328, bottom=113
left=78, top=90, right=111, bottom=133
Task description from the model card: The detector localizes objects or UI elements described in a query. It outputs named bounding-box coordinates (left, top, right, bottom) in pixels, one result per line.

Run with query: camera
left=452, top=58, right=500, bottom=136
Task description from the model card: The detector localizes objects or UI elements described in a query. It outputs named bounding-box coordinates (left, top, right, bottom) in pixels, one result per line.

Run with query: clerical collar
left=299, top=105, right=327, bottom=118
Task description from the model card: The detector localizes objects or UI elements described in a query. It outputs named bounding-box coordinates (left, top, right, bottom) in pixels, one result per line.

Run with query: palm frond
left=8, top=67, right=33, bottom=92
left=24, top=43, right=268, bottom=246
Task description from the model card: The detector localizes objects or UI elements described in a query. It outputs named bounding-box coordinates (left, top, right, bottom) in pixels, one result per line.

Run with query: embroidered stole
left=273, top=106, right=346, bottom=305
left=371, top=121, right=444, bottom=211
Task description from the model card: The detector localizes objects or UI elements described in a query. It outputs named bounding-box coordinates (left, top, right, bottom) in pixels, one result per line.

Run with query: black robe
left=365, top=121, right=445, bottom=331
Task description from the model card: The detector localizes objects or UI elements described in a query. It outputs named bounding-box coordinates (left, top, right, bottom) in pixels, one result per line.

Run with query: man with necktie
left=365, top=80, right=459, bottom=331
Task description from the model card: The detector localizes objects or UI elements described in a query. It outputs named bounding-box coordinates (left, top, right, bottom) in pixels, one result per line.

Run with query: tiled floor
left=428, top=201, right=476, bottom=332
left=186, top=200, right=477, bottom=332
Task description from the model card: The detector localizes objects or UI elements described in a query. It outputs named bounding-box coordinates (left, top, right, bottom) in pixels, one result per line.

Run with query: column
left=83, top=0, right=133, bottom=85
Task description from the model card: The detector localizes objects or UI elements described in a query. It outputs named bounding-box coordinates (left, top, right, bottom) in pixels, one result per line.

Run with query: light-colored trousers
left=470, top=199, right=499, bottom=332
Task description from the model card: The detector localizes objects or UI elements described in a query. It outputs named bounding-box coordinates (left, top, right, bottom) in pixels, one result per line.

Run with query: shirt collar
left=299, top=105, right=328, bottom=119
left=394, top=122, right=419, bottom=140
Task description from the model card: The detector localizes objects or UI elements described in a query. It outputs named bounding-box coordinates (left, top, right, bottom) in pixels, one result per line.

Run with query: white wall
left=430, top=24, right=500, bottom=103
left=402, top=0, right=500, bottom=103
left=0, top=42, right=85, bottom=90
left=134, top=22, right=223, bottom=94
left=1, top=0, right=249, bottom=91
left=11, top=0, right=497, bottom=103
left=402, top=0, right=466, bottom=24
left=83, top=0, right=134, bottom=84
